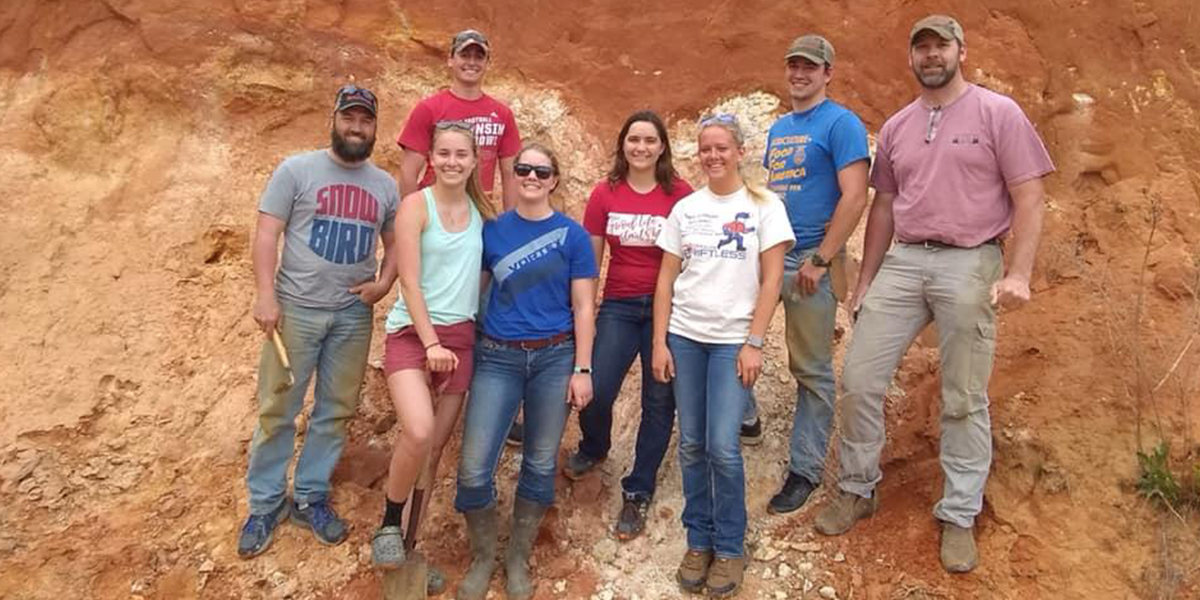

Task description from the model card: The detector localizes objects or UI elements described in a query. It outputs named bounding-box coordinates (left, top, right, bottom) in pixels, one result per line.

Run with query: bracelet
left=573, top=366, right=592, bottom=374
left=424, top=341, right=441, bottom=350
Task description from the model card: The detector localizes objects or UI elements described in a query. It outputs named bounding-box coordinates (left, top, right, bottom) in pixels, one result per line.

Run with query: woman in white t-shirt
left=651, top=114, right=794, bottom=598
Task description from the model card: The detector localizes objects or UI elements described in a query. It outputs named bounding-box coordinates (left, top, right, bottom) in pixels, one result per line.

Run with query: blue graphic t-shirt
left=763, top=99, right=870, bottom=250
left=481, top=210, right=598, bottom=340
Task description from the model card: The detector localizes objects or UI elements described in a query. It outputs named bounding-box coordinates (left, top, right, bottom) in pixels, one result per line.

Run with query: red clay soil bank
left=1, top=1, right=1199, bottom=599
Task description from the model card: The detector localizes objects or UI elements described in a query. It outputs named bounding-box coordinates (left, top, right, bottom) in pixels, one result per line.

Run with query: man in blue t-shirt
left=758, top=34, right=871, bottom=514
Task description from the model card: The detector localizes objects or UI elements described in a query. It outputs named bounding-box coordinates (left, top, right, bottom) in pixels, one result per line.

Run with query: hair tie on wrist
left=424, top=341, right=440, bottom=350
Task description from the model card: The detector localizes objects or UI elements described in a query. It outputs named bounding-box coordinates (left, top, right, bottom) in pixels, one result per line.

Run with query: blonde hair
left=699, top=116, right=771, bottom=205
left=431, top=124, right=498, bottom=220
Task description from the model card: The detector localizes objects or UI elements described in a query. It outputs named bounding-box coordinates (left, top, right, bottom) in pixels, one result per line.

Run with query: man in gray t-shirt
left=238, top=85, right=399, bottom=559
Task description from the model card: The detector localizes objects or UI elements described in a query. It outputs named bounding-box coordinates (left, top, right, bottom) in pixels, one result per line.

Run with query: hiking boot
left=739, top=419, right=762, bottom=446
left=505, top=421, right=524, bottom=448
left=814, top=489, right=878, bottom=536
left=767, top=472, right=817, bottom=515
left=563, top=450, right=604, bottom=480
left=290, top=500, right=349, bottom=546
left=940, top=522, right=978, bottom=573
left=457, top=506, right=498, bottom=600
left=676, top=548, right=713, bottom=593
left=505, top=497, right=547, bottom=600
left=706, top=556, right=746, bottom=598
left=370, top=525, right=405, bottom=569
left=237, top=500, right=289, bottom=559
left=614, top=496, right=650, bottom=541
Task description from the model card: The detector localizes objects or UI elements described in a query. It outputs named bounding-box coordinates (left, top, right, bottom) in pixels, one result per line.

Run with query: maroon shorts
left=384, top=320, right=476, bottom=394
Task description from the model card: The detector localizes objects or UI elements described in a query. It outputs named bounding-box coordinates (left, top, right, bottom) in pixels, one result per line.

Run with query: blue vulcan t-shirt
left=481, top=210, right=598, bottom=340
left=763, top=99, right=870, bottom=250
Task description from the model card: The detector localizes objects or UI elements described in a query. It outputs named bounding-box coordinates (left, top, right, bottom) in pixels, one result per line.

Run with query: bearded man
left=237, top=84, right=400, bottom=559
left=813, top=15, right=1054, bottom=573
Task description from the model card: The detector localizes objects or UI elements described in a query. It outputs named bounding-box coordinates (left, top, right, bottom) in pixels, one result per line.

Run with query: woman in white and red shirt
left=563, top=110, right=693, bottom=541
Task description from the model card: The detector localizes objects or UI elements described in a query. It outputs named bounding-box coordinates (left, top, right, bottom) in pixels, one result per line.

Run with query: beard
left=331, top=127, right=375, bottom=162
left=912, top=59, right=959, bottom=89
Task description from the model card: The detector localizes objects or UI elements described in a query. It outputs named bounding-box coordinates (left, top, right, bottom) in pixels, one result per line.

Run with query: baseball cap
left=450, top=29, right=490, bottom=56
left=910, top=15, right=965, bottom=45
left=785, top=34, right=835, bottom=66
left=333, top=84, right=377, bottom=116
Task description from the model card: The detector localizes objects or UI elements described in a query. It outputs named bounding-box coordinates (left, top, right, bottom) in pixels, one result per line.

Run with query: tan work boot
left=675, top=549, right=713, bottom=593
left=940, top=523, right=978, bottom=573
left=814, top=489, right=878, bottom=536
left=706, top=556, right=746, bottom=598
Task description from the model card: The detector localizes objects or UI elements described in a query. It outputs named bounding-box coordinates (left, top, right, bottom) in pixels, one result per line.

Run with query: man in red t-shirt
left=397, top=29, right=522, bottom=210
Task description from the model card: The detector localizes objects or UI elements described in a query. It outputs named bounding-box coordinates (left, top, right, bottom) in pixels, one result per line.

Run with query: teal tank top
left=385, top=187, right=483, bottom=332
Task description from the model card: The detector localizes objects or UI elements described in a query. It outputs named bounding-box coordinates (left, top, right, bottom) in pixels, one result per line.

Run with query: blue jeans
left=575, top=296, right=675, bottom=501
left=455, top=336, right=575, bottom=511
left=669, top=333, right=749, bottom=559
left=245, top=300, right=372, bottom=514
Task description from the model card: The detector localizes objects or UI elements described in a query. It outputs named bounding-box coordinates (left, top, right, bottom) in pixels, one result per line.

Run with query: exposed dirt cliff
left=2, top=1, right=1200, bottom=599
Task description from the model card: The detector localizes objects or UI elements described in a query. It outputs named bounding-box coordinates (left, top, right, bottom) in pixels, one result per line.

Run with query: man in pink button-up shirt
left=812, top=14, right=1054, bottom=574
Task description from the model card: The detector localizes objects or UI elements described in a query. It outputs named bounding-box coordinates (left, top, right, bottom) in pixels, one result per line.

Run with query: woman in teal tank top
left=372, top=122, right=497, bottom=573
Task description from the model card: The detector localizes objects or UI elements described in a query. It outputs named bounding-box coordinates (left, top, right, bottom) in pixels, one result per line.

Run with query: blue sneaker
left=237, top=501, right=289, bottom=559
left=290, top=500, right=349, bottom=545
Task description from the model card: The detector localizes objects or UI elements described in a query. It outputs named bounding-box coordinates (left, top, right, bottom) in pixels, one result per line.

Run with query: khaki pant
left=837, top=242, right=1002, bottom=528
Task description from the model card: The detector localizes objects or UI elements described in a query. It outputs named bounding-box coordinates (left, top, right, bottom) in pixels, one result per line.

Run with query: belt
left=899, top=237, right=1000, bottom=250
left=485, top=331, right=573, bottom=350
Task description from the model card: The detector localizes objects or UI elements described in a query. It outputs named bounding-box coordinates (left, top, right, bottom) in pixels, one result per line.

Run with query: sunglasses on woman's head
left=435, top=120, right=475, bottom=133
left=514, top=163, right=554, bottom=179
left=698, top=113, right=738, bottom=127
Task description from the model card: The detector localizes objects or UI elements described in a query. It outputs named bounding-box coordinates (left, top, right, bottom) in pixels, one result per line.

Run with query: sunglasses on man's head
left=514, top=163, right=554, bottom=179
left=337, top=84, right=377, bottom=104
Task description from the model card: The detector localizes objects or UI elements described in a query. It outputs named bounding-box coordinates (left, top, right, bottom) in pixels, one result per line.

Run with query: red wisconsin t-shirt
left=583, top=178, right=694, bottom=299
left=396, top=90, right=522, bottom=193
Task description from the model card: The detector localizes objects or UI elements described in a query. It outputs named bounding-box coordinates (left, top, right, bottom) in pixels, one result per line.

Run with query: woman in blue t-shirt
left=454, top=143, right=598, bottom=600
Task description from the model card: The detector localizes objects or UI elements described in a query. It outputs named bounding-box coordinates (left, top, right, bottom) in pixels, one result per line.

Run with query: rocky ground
left=2, top=1, right=1200, bottom=599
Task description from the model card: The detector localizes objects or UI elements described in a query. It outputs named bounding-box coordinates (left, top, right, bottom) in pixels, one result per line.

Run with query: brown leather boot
left=814, top=489, right=879, bottom=536
left=676, top=548, right=713, bottom=593
left=706, top=556, right=746, bottom=598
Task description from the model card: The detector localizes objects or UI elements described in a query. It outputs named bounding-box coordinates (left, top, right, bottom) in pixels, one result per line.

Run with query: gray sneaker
left=370, top=525, right=405, bottom=569
left=940, top=523, right=978, bottom=573
left=814, top=489, right=878, bottom=536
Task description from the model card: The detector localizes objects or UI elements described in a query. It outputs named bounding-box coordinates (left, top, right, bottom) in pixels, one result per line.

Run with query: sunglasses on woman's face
left=514, top=163, right=554, bottom=179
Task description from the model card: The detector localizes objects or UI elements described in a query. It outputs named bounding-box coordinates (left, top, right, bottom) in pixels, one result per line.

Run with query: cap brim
left=336, top=100, right=376, bottom=115
left=454, top=40, right=489, bottom=54
left=910, top=26, right=957, bottom=43
left=785, top=49, right=829, bottom=65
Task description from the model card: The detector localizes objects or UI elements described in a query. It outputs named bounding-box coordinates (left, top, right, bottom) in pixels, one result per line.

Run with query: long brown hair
left=431, top=123, right=497, bottom=220
left=606, top=110, right=681, bottom=195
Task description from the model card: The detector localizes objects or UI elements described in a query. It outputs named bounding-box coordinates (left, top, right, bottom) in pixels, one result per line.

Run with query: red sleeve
left=397, top=98, right=435, bottom=153
left=671, top=178, right=695, bottom=201
left=582, top=182, right=609, bottom=236
left=497, top=104, right=522, bottom=158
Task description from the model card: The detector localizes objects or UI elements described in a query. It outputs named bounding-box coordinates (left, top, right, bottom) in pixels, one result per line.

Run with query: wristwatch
left=745, top=335, right=764, bottom=349
left=573, top=366, right=593, bottom=374
left=809, top=252, right=832, bottom=268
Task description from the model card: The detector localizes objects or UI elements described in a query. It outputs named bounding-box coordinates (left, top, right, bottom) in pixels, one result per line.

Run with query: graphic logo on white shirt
left=606, top=213, right=667, bottom=247
left=717, top=212, right=756, bottom=252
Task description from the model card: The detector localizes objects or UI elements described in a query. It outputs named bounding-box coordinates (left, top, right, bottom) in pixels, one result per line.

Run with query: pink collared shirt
left=871, top=84, right=1054, bottom=247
